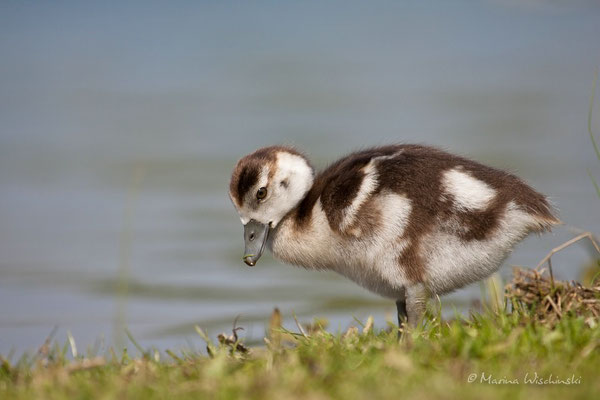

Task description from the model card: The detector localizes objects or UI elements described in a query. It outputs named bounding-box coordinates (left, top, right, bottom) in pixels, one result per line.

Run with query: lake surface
left=1, top=0, right=600, bottom=355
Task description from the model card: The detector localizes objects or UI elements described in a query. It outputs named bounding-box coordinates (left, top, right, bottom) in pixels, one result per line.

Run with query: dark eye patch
left=236, top=166, right=259, bottom=204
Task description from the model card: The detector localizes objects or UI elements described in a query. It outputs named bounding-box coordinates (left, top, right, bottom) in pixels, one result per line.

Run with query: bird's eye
left=256, top=187, right=267, bottom=200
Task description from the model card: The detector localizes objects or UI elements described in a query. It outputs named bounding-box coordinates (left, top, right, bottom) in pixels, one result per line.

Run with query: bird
left=228, top=144, right=559, bottom=330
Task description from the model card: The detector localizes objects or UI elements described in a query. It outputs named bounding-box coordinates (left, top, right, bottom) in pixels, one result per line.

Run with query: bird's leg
left=396, top=298, right=408, bottom=338
left=406, top=283, right=428, bottom=327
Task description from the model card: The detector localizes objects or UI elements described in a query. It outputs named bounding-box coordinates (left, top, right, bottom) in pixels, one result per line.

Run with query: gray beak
left=243, top=219, right=270, bottom=267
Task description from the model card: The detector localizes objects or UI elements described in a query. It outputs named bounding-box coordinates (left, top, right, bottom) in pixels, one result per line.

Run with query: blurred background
left=1, top=0, right=600, bottom=355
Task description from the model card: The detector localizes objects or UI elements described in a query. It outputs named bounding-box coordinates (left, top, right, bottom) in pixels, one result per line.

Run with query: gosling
left=228, top=145, right=559, bottom=328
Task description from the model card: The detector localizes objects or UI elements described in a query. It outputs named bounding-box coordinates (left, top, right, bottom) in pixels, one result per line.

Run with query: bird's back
left=296, top=144, right=557, bottom=230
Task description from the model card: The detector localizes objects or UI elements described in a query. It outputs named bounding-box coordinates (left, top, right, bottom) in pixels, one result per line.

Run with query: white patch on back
left=339, top=151, right=403, bottom=232
left=441, top=168, right=496, bottom=211
left=339, top=162, right=379, bottom=231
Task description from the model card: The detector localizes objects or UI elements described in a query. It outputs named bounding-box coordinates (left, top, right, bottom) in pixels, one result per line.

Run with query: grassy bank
left=1, top=268, right=599, bottom=400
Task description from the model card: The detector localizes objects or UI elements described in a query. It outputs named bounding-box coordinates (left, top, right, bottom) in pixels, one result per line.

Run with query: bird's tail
left=528, top=197, right=561, bottom=233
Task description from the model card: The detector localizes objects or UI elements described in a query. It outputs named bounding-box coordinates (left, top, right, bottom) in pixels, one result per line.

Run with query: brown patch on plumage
left=321, top=169, right=365, bottom=230
left=290, top=144, right=558, bottom=284
left=295, top=146, right=399, bottom=230
left=342, top=196, right=382, bottom=238
left=229, top=146, right=307, bottom=206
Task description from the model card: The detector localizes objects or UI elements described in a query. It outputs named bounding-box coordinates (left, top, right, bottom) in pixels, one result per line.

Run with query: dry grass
left=507, top=267, right=600, bottom=328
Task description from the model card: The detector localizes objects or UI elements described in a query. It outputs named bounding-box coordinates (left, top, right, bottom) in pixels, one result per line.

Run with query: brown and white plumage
left=229, top=145, right=559, bottom=327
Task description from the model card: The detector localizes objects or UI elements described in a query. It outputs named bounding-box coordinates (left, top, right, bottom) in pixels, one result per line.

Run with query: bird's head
left=229, top=146, right=314, bottom=266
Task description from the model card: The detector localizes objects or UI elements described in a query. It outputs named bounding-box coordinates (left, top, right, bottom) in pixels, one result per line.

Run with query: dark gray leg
left=396, top=299, right=408, bottom=338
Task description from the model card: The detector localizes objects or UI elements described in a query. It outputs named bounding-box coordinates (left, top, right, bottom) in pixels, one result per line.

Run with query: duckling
left=228, top=145, right=559, bottom=329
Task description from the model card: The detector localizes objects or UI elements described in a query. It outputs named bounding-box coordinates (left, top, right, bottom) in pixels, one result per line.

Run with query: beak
left=242, top=219, right=270, bottom=267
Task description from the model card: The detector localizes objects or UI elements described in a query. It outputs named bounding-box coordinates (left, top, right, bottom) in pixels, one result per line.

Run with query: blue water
left=1, top=0, right=600, bottom=356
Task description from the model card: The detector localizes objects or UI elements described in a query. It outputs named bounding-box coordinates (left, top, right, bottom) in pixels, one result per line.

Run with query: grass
left=1, top=269, right=599, bottom=400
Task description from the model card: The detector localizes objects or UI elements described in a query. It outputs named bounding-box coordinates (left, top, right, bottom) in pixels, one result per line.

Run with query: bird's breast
left=270, top=192, right=414, bottom=298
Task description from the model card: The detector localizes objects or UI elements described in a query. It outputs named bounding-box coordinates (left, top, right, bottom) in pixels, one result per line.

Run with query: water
left=1, top=0, right=600, bottom=355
